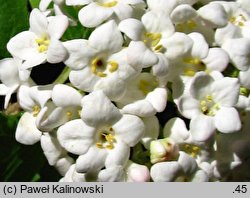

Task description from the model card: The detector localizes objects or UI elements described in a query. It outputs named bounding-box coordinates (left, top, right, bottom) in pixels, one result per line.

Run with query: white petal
left=7, top=31, right=40, bottom=61
left=141, top=116, right=159, bottom=149
left=142, top=11, right=174, bottom=37
left=89, top=20, right=123, bottom=54
left=178, top=151, right=198, bottom=175
left=121, top=100, right=157, bottom=117
left=39, top=0, right=52, bottom=11
left=69, top=67, right=99, bottom=92
left=239, top=68, right=250, bottom=89
left=41, top=133, right=64, bottom=166
left=178, top=96, right=200, bottom=119
left=52, top=84, right=82, bottom=107
left=47, top=39, right=68, bottom=63
left=21, top=54, right=47, bottom=69
left=198, top=3, right=227, bottom=27
left=126, top=162, right=150, bottom=182
left=113, top=2, right=133, bottom=20
left=76, top=146, right=107, bottom=172
left=113, top=114, right=145, bottom=147
left=57, top=119, right=95, bottom=155
left=79, top=3, right=113, bottom=28
left=81, top=90, right=122, bottom=127
left=211, top=77, right=239, bottom=106
left=163, top=117, right=190, bottom=143
left=29, top=9, right=48, bottom=37
left=150, top=162, right=182, bottom=182
left=215, top=23, right=240, bottom=46
left=105, top=139, right=130, bottom=167
left=192, top=170, right=209, bottom=182
left=118, top=19, right=144, bottom=41
left=190, top=115, right=216, bottom=142
left=222, top=38, right=250, bottom=71
left=171, top=4, right=197, bottom=23
left=190, top=72, right=214, bottom=100
left=66, top=0, right=91, bottom=6
left=146, top=88, right=167, bottom=112
left=55, top=157, right=74, bottom=176
left=36, top=105, right=71, bottom=131
left=93, top=74, right=127, bottom=101
left=188, top=32, right=209, bottom=59
left=127, top=41, right=158, bottom=68
left=63, top=39, right=97, bottom=70
left=0, top=58, right=19, bottom=86
left=214, top=107, right=241, bottom=133
left=152, top=53, right=169, bottom=77
left=163, top=33, right=193, bottom=60
left=147, top=0, right=178, bottom=14
left=15, top=112, right=42, bottom=145
left=98, top=166, right=125, bottom=182
left=48, top=15, right=68, bottom=39
left=203, top=48, right=229, bottom=72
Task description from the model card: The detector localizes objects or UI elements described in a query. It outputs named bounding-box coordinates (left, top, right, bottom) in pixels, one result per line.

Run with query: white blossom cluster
left=1, top=0, right=250, bottom=182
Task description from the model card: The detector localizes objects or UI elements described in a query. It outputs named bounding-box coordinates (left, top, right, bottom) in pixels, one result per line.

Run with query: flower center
left=91, top=57, right=119, bottom=77
left=143, top=32, right=163, bottom=52
left=175, top=20, right=197, bottom=32
left=199, top=95, right=219, bottom=116
left=32, top=105, right=41, bottom=117
left=96, top=0, right=118, bottom=7
left=180, top=144, right=200, bottom=158
left=138, top=75, right=158, bottom=95
left=95, top=127, right=116, bottom=150
left=35, top=34, right=50, bottom=53
left=230, top=14, right=247, bottom=27
left=182, top=57, right=207, bottom=77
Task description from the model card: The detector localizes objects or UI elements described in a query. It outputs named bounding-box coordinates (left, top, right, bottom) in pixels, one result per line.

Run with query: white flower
left=0, top=58, right=31, bottom=109
left=119, top=11, right=194, bottom=76
left=36, top=84, right=82, bottom=131
left=64, top=20, right=139, bottom=100
left=66, top=0, right=145, bottom=28
left=178, top=72, right=241, bottom=141
left=214, top=1, right=250, bottom=45
left=15, top=85, right=52, bottom=145
left=117, top=72, right=167, bottom=117
left=172, top=3, right=224, bottom=45
left=7, top=9, right=69, bottom=69
left=57, top=90, right=145, bottom=173
left=166, top=32, right=229, bottom=82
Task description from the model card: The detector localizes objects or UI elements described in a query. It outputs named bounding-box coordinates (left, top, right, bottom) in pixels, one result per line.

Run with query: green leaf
left=62, top=22, right=94, bottom=41
left=0, top=0, right=29, bottom=59
left=29, top=0, right=41, bottom=8
left=0, top=112, right=61, bottom=181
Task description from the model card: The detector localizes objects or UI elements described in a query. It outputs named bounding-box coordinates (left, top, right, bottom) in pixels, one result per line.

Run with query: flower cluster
left=1, top=0, right=250, bottom=182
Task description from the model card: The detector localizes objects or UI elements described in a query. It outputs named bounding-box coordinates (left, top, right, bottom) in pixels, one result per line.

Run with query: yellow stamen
left=35, top=34, right=50, bottom=53
left=97, top=1, right=117, bottom=7
left=96, top=142, right=103, bottom=149
left=32, top=105, right=41, bottom=117
left=108, top=61, right=119, bottom=72
left=66, top=111, right=72, bottom=119
left=97, top=72, right=107, bottom=77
